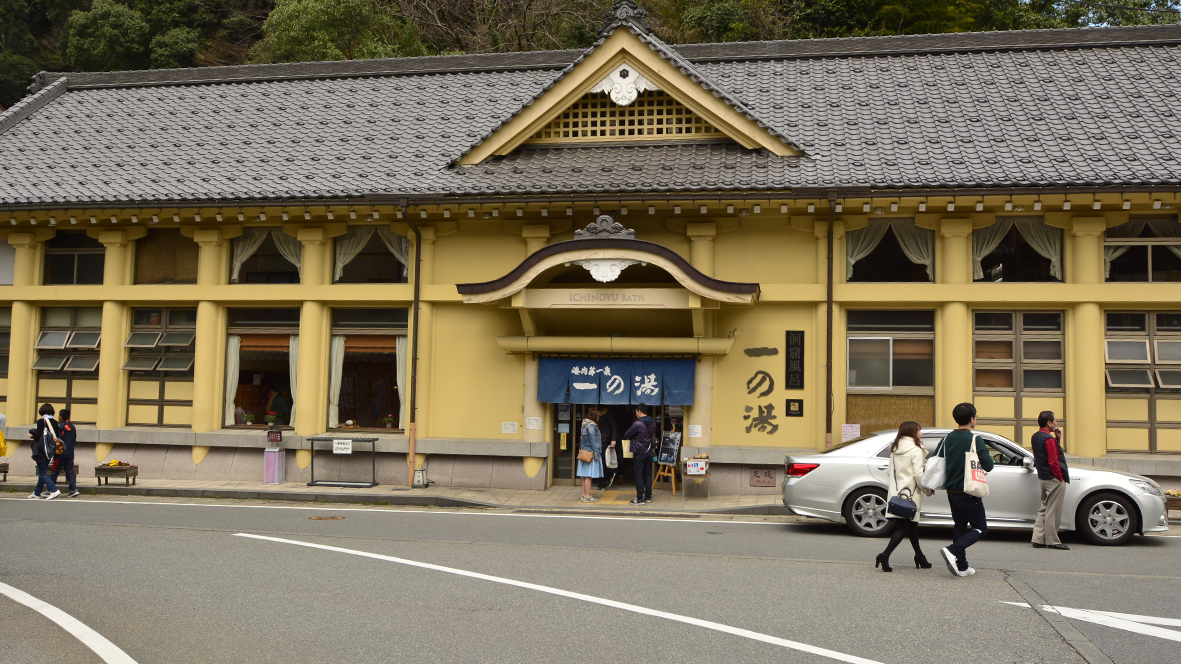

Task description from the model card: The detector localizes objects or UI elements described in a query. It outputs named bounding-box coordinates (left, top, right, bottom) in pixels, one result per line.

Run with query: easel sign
left=657, top=431, right=681, bottom=466
left=685, top=459, right=708, bottom=476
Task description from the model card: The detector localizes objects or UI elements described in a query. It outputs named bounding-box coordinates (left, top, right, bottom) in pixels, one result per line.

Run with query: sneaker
left=966, top=567, right=976, bottom=576
left=579, top=496, right=595, bottom=503
left=68, top=491, right=81, bottom=498
left=644, top=497, right=653, bottom=503
left=27, top=493, right=42, bottom=499
left=630, top=498, right=644, bottom=505
left=45, top=490, right=61, bottom=500
left=941, top=548, right=967, bottom=577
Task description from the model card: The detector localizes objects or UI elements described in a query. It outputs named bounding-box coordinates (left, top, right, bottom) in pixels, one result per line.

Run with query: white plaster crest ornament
left=589, top=64, right=660, bottom=106
left=570, top=259, right=645, bottom=283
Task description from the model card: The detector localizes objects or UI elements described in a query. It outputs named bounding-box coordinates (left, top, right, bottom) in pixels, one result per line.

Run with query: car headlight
left=1129, top=479, right=1162, bottom=496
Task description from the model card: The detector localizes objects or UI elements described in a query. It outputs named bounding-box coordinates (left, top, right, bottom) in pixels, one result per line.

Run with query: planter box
left=0, top=462, right=7, bottom=481
left=1167, top=496, right=1181, bottom=511
left=95, top=465, right=138, bottom=486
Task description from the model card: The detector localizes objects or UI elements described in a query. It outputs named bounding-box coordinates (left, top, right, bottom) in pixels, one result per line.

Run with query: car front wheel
left=843, top=487, right=893, bottom=537
left=1077, top=492, right=1138, bottom=546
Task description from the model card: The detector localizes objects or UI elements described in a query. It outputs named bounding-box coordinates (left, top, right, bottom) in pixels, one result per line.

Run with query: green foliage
left=0, top=49, right=38, bottom=106
left=151, top=26, right=201, bottom=68
left=249, top=0, right=424, bottom=62
left=65, top=0, right=151, bottom=71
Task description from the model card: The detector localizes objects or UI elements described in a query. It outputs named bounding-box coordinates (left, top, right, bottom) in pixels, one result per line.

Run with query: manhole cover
left=706, top=531, right=723, bottom=535
left=310, top=516, right=344, bottom=520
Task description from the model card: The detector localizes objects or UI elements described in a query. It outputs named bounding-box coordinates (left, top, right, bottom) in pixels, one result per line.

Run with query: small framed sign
left=332, top=439, right=353, bottom=454
left=525, top=417, right=543, bottom=430
left=267, top=430, right=283, bottom=444
left=785, top=399, right=803, bottom=417
left=501, top=421, right=519, bottom=434
left=687, top=424, right=702, bottom=438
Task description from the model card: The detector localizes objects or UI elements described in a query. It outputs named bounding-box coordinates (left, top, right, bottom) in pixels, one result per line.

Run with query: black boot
left=875, top=553, right=893, bottom=572
left=914, top=553, right=932, bottom=569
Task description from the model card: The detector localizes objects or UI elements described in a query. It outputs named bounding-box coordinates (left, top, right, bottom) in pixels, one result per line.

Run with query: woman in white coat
left=875, top=421, right=934, bottom=572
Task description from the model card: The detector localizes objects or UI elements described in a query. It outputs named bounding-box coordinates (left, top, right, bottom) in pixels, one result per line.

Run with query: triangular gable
left=455, top=1, right=801, bottom=165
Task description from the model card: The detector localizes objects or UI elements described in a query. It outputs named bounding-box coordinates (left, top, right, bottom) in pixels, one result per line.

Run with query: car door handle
left=875, top=464, right=888, bottom=470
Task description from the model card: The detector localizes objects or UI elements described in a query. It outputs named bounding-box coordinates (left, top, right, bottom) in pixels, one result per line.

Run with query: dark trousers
left=633, top=452, right=653, bottom=500
left=51, top=455, right=76, bottom=492
left=882, top=518, right=923, bottom=559
left=947, top=492, right=987, bottom=569
left=34, top=458, right=58, bottom=495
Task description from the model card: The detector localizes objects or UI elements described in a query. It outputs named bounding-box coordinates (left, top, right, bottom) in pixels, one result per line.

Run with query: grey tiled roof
left=2, top=24, right=1181, bottom=207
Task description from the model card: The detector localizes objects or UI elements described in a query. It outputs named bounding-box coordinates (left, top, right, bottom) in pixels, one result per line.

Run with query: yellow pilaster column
left=686, top=222, right=716, bottom=277
left=92, top=229, right=143, bottom=430
left=293, top=231, right=331, bottom=435
left=188, top=227, right=235, bottom=440
left=936, top=219, right=973, bottom=428
left=1068, top=217, right=1107, bottom=457
left=521, top=224, right=551, bottom=256
left=521, top=227, right=548, bottom=479
left=6, top=230, right=49, bottom=423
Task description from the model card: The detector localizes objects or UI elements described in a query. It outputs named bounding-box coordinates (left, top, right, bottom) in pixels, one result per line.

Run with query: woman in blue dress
left=578, top=406, right=604, bottom=503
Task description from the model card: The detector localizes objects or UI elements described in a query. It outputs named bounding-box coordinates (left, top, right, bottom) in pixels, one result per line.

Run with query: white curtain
left=271, top=230, right=304, bottom=278
left=972, top=218, right=1015, bottom=281
left=377, top=227, right=411, bottom=278
left=1014, top=218, right=1064, bottom=280
left=889, top=219, right=935, bottom=280
left=230, top=228, right=270, bottom=282
left=396, top=332, right=408, bottom=429
left=327, top=335, right=346, bottom=429
left=1103, top=218, right=1146, bottom=278
left=1146, top=217, right=1181, bottom=262
left=845, top=219, right=890, bottom=279
left=287, top=334, right=299, bottom=424
left=333, top=226, right=376, bottom=282
left=223, top=334, right=241, bottom=426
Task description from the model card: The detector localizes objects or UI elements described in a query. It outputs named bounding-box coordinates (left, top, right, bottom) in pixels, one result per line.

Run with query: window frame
left=1105, top=339, right=1151, bottom=364
left=124, top=307, right=197, bottom=426
left=1153, top=339, right=1181, bottom=364
left=42, top=232, right=105, bottom=285
left=844, top=311, right=936, bottom=396
left=1106, top=368, right=1156, bottom=388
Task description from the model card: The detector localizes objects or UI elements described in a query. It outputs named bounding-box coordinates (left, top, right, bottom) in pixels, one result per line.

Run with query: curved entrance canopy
left=455, top=237, right=760, bottom=305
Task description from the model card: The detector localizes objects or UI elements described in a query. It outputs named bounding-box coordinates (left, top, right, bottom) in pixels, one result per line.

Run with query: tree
left=249, top=0, right=424, bottom=62
left=151, top=26, right=201, bottom=68
left=65, top=0, right=151, bottom=71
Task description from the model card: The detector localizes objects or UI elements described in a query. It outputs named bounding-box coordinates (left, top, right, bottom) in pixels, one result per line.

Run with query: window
left=973, top=311, right=1065, bottom=445
left=330, top=309, right=406, bottom=429
left=975, top=221, right=1061, bottom=282
left=330, top=308, right=408, bottom=330
left=125, top=307, right=196, bottom=427
left=228, top=308, right=300, bottom=427
left=232, top=230, right=299, bottom=283
left=134, top=229, right=198, bottom=284
left=527, top=90, right=718, bottom=143
left=43, top=232, right=104, bottom=285
left=846, top=220, right=933, bottom=283
left=1105, top=217, right=1181, bottom=282
left=845, top=310, right=935, bottom=436
left=1104, top=311, right=1181, bottom=452
left=35, top=306, right=102, bottom=423
left=334, top=228, right=408, bottom=284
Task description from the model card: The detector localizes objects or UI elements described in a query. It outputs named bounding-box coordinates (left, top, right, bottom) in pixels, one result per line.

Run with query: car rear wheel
left=1077, top=492, right=1138, bottom=546
left=843, top=487, right=893, bottom=537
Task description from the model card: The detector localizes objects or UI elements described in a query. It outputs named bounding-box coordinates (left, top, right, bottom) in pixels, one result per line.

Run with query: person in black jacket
left=596, top=407, right=621, bottom=491
left=623, top=405, right=657, bottom=505
left=30, top=403, right=62, bottom=500
left=50, top=408, right=79, bottom=497
left=1031, top=410, right=1070, bottom=550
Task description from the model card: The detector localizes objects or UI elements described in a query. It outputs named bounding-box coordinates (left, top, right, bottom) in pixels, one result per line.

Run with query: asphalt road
left=0, top=496, right=1177, bottom=664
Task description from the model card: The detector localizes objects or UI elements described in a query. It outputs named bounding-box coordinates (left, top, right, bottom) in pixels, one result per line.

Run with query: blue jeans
left=51, top=455, right=76, bottom=492
left=947, top=491, right=987, bottom=570
left=34, top=458, right=58, bottom=495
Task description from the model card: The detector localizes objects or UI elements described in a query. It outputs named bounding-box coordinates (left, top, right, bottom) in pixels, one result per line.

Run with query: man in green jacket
left=939, top=402, right=995, bottom=578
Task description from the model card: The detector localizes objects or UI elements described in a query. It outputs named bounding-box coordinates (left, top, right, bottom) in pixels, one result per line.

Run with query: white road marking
left=1002, top=602, right=1181, bottom=642
left=0, top=496, right=786, bottom=525
left=0, top=581, right=138, bottom=663
left=237, top=532, right=882, bottom=664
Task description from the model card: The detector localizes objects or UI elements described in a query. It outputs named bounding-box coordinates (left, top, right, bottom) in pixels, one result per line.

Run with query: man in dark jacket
left=30, top=403, right=62, bottom=499
left=623, top=406, right=656, bottom=505
left=1031, top=410, right=1070, bottom=550
left=596, top=408, right=620, bottom=491
left=50, top=408, right=80, bottom=497
left=939, top=402, right=994, bottom=577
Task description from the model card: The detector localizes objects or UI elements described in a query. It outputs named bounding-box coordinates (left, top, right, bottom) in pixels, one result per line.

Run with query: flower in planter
left=264, top=411, right=279, bottom=425
left=383, top=413, right=395, bottom=426
left=244, top=412, right=256, bottom=423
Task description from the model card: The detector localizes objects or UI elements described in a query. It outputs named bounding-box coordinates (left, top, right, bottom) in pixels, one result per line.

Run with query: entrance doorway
left=549, top=402, right=682, bottom=487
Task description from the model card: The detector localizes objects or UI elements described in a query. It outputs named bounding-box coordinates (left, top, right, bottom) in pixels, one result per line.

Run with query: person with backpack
left=50, top=408, right=80, bottom=497
left=623, top=405, right=657, bottom=505
left=939, top=402, right=994, bottom=577
left=29, top=403, right=62, bottom=500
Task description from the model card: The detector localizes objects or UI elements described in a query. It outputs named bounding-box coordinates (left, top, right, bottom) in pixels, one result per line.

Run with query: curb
left=1, top=482, right=790, bottom=516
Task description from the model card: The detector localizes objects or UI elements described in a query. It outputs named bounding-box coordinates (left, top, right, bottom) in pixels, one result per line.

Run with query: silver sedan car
left=782, top=429, right=1170, bottom=545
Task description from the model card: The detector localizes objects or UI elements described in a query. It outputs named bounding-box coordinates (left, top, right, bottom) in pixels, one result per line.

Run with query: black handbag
left=886, top=457, right=918, bottom=520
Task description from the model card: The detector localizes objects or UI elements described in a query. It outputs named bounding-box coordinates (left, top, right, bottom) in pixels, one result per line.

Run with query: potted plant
left=244, top=412, right=255, bottom=425
left=264, top=411, right=279, bottom=426
left=383, top=414, right=394, bottom=428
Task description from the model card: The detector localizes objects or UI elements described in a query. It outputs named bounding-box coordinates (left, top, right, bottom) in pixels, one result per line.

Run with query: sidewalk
left=0, top=475, right=787, bottom=516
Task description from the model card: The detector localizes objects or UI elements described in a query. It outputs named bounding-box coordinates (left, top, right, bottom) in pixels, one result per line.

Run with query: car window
left=921, top=436, right=945, bottom=455
left=983, top=438, right=1025, bottom=467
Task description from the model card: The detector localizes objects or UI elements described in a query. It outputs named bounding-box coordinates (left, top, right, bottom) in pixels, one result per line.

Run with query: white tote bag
left=963, top=435, right=990, bottom=498
left=604, top=445, right=618, bottom=470
left=919, top=441, right=946, bottom=492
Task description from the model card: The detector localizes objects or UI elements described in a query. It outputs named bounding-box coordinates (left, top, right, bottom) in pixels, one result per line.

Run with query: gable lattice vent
left=528, top=90, right=718, bottom=144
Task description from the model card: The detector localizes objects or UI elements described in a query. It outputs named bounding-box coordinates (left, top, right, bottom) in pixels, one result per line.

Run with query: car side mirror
left=1022, top=457, right=1035, bottom=471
